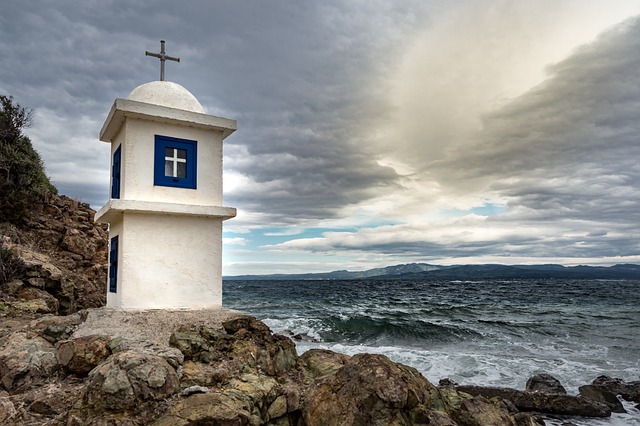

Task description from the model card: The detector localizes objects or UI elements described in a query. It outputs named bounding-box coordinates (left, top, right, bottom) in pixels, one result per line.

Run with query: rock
left=457, top=385, right=611, bottom=417
left=439, top=377, right=459, bottom=388
left=151, top=392, right=260, bottom=426
left=0, top=332, right=59, bottom=393
left=8, top=298, right=53, bottom=314
left=452, top=396, right=521, bottom=426
left=526, top=373, right=567, bottom=394
left=109, top=338, right=184, bottom=370
left=1, top=194, right=108, bottom=315
left=83, top=351, right=179, bottom=413
left=169, top=315, right=298, bottom=377
left=0, top=395, right=16, bottom=424
left=301, top=353, right=452, bottom=426
left=297, top=348, right=350, bottom=382
left=267, top=394, right=288, bottom=420
left=180, top=360, right=230, bottom=387
left=21, top=381, right=85, bottom=416
left=56, top=335, right=112, bottom=375
left=592, top=375, right=640, bottom=403
left=439, top=386, right=543, bottom=426
left=32, top=312, right=87, bottom=343
left=179, top=385, right=209, bottom=397
left=578, top=384, right=626, bottom=413
left=61, top=228, right=97, bottom=260
left=15, top=287, right=59, bottom=314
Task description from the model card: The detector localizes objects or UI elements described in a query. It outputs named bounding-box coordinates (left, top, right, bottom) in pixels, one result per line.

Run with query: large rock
left=0, top=332, right=59, bottom=393
left=578, top=384, right=626, bottom=413
left=109, top=337, right=184, bottom=370
left=56, top=334, right=112, bottom=375
left=297, top=348, right=350, bottom=382
left=151, top=392, right=260, bottom=426
left=457, top=385, right=611, bottom=417
left=154, top=371, right=294, bottom=426
left=526, top=373, right=567, bottom=394
left=32, top=312, right=87, bottom=343
left=169, top=315, right=298, bottom=379
left=301, top=352, right=453, bottom=425
left=83, top=351, right=179, bottom=414
left=592, top=375, right=640, bottom=403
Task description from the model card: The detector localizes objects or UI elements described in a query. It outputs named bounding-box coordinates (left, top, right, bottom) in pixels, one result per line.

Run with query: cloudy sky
left=2, top=1, right=640, bottom=275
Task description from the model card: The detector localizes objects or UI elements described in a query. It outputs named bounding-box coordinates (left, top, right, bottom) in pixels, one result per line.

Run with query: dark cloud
left=431, top=16, right=640, bottom=235
left=1, top=1, right=427, bottom=219
left=269, top=15, right=640, bottom=262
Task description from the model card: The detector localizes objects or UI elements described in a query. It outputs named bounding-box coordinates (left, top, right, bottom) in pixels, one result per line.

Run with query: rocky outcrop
left=0, top=332, right=59, bottom=394
left=456, top=385, right=611, bottom=417
left=525, top=373, right=567, bottom=395
left=56, top=334, right=112, bottom=375
left=0, top=309, right=635, bottom=425
left=0, top=194, right=108, bottom=317
left=83, top=351, right=180, bottom=414
left=592, top=375, right=640, bottom=404
left=579, top=384, right=626, bottom=413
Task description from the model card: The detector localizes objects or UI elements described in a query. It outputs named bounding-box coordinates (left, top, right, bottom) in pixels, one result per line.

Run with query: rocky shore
left=1, top=195, right=639, bottom=425
left=0, top=307, right=638, bottom=425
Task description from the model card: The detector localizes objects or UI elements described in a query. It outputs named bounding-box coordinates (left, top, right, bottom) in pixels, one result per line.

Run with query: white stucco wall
left=107, top=212, right=223, bottom=310
left=121, top=119, right=223, bottom=206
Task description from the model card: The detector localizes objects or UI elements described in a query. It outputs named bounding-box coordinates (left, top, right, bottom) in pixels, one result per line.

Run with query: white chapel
left=95, top=76, right=237, bottom=310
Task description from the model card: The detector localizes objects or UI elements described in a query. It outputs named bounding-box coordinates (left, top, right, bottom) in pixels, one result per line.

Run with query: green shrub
left=0, top=95, right=57, bottom=224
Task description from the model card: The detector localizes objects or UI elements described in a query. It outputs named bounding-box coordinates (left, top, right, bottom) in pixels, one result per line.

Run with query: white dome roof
left=127, top=81, right=204, bottom=113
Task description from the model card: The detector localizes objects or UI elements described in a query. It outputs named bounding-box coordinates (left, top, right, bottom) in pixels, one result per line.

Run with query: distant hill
left=224, top=263, right=440, bottom=280
left=224, top=263, right=640, bottom=280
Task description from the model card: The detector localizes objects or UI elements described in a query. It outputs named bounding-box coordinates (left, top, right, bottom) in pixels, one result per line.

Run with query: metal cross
left=145, top=40, right=180, bottom=81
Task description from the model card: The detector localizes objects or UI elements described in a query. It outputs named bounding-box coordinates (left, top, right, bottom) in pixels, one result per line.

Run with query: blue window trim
left=154, top=135, right=197, bottom=189
left=111, top=145, right=121, bottom=199
left=109, top=235, right=119, bottom=293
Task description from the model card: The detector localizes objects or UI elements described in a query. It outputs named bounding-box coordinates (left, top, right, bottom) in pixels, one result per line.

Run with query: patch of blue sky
left=442, top=203, right=507, bottom=219
left=224, top=224, right=391, bottom=251
left=470, top=203, right=507, bottom=216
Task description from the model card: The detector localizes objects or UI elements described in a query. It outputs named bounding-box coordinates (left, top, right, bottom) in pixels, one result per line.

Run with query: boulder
left=83, top=351, right=179, bottom=413
left=592, top=375, right=640, bottom=403
left=526, top=373, right=567, bottom=394
left=0, top=332, right=59, bottom=393
left=151, top=392, right=260, bottom=426
left=453, top=396, right=521, bottom=426
left=180, top=360, right=230, bottom=388
left=456, top=385, right=611, bottom=417
left=15, top=287, right=59, bottom=314
left=439, top=386, right=543, bottom=426
left=109, top=337, right=184, bottom=370
left=578, top=384, right=626, bottom=413
left=32, top=312, right=87, bottom=343
left=301, top=353, right=453, bottom=425
left=297, top=348, right=350, bottom=382
left=169, top=315, right=298, bottom=378
left=56, top=334, right=112, bottom=375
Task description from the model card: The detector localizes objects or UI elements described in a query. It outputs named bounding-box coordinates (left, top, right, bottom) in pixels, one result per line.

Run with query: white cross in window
left=165, top=149, right=186, bottom=177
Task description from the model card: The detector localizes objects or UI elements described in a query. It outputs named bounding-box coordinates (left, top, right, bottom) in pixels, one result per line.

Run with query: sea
left=223, top=279, right=640, bottom=426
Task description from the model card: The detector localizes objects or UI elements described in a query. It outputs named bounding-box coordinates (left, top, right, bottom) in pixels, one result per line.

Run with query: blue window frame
left=109, top=235, right=118, bottom=293
left=154, top=135, right=197, bottom=189
left=111, top=145, right=121, bottom=199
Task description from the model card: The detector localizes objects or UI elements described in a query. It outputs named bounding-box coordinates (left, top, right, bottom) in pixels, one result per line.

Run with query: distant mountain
left=224, top=263, right=640, bottom=280
left=224, top=263, right=441, bottom=280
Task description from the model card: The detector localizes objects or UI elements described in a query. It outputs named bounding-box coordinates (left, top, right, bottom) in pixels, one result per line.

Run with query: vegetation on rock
left=0, top=95, right=57, bottom=225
